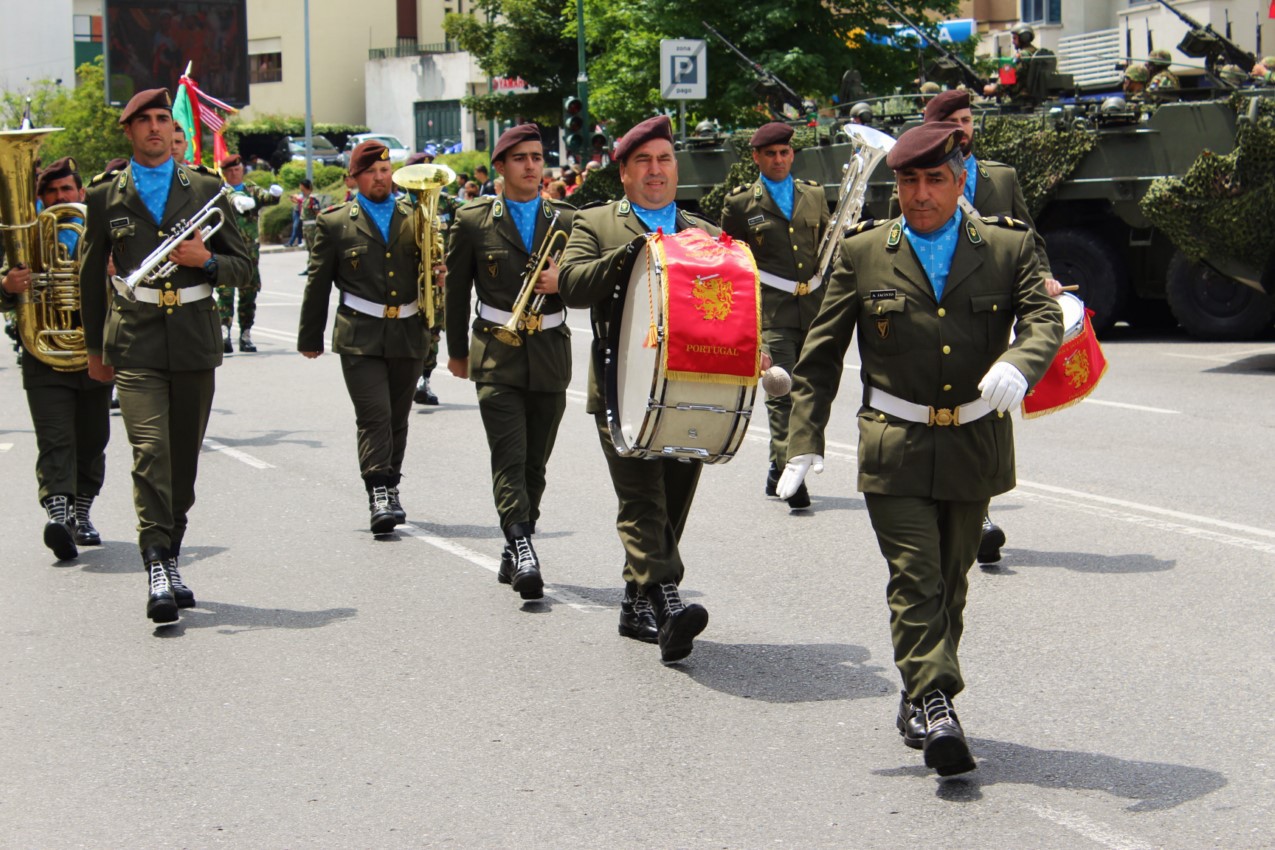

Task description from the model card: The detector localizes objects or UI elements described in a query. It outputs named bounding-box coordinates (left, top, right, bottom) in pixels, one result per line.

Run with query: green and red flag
left=172, top=79, right=198, bottom=163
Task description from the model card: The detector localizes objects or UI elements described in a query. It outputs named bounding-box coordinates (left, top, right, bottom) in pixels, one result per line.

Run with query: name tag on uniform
left=110, top=217, right=130, bottom=229
left=747, top=214, right=765, bottom=227
left=869, top=289, right=898, bottom=301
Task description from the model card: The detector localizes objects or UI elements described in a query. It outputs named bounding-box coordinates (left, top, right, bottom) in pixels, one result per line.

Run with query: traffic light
left=589, top=129, right=611, bottom=162
left=563, top=96, right=584, bottom=159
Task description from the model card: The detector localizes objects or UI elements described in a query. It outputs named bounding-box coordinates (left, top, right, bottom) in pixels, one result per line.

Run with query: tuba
left=0, top=128, right=88, bottom=372
left=392, top=163, right=456, bottom=327
left=810, top=124, right=896, bottom=288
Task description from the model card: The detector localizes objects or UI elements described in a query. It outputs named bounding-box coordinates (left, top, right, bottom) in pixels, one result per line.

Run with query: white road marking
left=248, top=326, right=300, bottom=343
left=1161, top=346, right=1275, bottom=363
left=1028, top=804, right=1158, bottom=850
left=201, top=439, right=275, bottom=470
left=0, top=442, right=11, bottom=452
left=1081, top=399, right=1179, bottom=414
left=397, top=525, right=609, bottom=613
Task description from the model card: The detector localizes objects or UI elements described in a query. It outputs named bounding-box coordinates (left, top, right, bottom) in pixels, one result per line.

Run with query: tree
left=445, top=0, right=580, bottom=124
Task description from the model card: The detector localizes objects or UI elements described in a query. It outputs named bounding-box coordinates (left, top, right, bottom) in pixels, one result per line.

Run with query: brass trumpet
left=392, top=163, right=456, bottom=327
left=491, top=212, right=567, bottom=347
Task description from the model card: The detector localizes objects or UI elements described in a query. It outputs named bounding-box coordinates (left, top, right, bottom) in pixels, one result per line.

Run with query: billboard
left=103, top=0, right=248, bottom=107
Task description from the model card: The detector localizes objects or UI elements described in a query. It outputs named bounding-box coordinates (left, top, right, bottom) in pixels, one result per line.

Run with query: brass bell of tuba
left=0, top=127, right=88, bottom=372
left=392, top=163, right=456, bottom=327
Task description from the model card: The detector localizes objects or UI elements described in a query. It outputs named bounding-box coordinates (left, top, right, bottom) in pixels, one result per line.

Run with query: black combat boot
left=366, top=476, right=397, bottom=535
left=386, top=474, right=406, bottom=524
left=978, top=515, right=1005, bottom=565
left=414, top=370, right=439, bottom=405
left=222, top=325, right=233, bottom=354
left=42, top=494, right=78, bottom=560
left=238, top=328, right=257, bottom=353
left=507, top=523, right=543, bottom=599
left=73, top=495, right=101, bottom=546
left=497, top=544, right=514, bottom=585
left=786, top=480, right=811, bottom=509
left=144, top=545, right=178, bottom=625
left=921, top=689, right=976, bottom=776
left=896, top=690, right=925, bottom=750
left=645, top=582, right=709, bottom=663
left=765, top=461, right=779, bottom=497
left=618, top=580, right=658, bottom=643
left=165, top=552, right=195, bottom=609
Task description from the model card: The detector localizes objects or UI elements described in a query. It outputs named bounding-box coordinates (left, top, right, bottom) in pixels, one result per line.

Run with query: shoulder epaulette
left=848, top=218, right=881, bottom=236
left=728, top=184, right=748, bottom=196
left=578, top=199, right=613, bottom=211
left=90, top=169, right=120, bottom=187
left=189, top=164, right=213, bottom=175
left=548, top=198, right=576, bottom=213
left=468, top=195, right=497, bottom=207
left=802, top=178, right=820, bottom=187
left=321, top=201, right=349, bottom=215
left=981, top=214, right=1027, bottom=229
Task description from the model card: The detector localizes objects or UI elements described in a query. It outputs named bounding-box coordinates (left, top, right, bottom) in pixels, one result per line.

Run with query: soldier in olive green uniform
left=79, top=88, right=253, bottom=625
left=779, top=122, right=1062, bottom=775
left=721, top=122, right=829, bottom=509
left=1145, top=49, right=1180, bottom=101
left=1, top=157, right=112, bottom=561
left=446, top=124, right=574, bottom=601
left=984, top=24, right=1040, bottom=103
left=298, top=178, right=322, bottom=255
left=559, top=115, right=720, bottom=662
left=298, top=140, right=429, bottom=536
left=217, top=154, right=282, bottom=353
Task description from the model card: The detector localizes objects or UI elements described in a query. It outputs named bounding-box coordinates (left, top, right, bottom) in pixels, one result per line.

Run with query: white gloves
left=269, top=183, right=284, bottom=198
left=776, top=454, right=824, bottom=500
left=232, top=193, right=257, bottom=214
left=978, top=361, right=1028, bottom=413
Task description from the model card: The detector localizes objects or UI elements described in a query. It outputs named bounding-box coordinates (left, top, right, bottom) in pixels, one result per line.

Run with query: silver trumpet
left=111, top=185, right=233, bottom=301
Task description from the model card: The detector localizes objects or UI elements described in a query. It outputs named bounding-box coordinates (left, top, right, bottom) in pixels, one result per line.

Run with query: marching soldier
left=79, top=88, right=253, bottom=625
left=721, top=122, right=829, bottom=509
left=171, top=123, right=188, bottom=165
left=445, top=124, right=574, bottom=601
left=778, top=121, right=1062, bottom=776
left=298, top=140, right=432, bottom=535
left=558, top=115, right=721, bottom=662
left=217, top=153, right=282, bottom=353
left=1, top=156, right=112, bottom=561
left=983, top=24, right=1039, bottom=102
left=297, top=178, right=322, bottom=260
left=407, top=147, right=446, bottom=407
left=891, top=89, right=1061, bottom=564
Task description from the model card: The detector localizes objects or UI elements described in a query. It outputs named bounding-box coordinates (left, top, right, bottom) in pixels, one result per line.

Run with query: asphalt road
left=2, top=247, right=1274, bottom=849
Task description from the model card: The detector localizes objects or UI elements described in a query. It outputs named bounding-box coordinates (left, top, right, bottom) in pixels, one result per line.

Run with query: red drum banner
left=658, top=230, right=760, bottom=386
left=1022, top=308, right=1108, bottom=418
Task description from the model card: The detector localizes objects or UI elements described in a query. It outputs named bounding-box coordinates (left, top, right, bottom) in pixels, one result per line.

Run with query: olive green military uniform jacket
left=297, top=198, right=429, bottom=359
left=720, top=176, right=830, bottom=330
left=788, top=213, right=1063, bottom=501
left=79, top=163, right=253, bottom=371
left=558, top=200, right=720, bottom=413
left=444, top=195, right=574, bottom=392
left=889, top=159, right=1051, bottom=275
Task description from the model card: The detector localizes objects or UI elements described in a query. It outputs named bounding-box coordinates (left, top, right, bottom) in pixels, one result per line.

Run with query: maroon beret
left=886, top=122, right=967, bottom=171
left=118, top=88, right=173, bottom=125
left=104, top=157, right=129, bottom=174
left=405, top=151, right=431, bottom=166
left=749, top=122, right=794, bottom=148
left=491, top=123, right=542, bottom=163
left=36, top=156, right=79, bottom=193
left=923, top=90, right=971, bottom=123
left=219, top=154, right=243, bottom=170
left=348, top=140, right=390, bottom=176
left=613, top=115, right=673, bottom=162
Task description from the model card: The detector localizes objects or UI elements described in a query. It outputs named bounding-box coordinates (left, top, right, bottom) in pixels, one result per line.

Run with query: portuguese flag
left=172, top=80, right=198, bottom=164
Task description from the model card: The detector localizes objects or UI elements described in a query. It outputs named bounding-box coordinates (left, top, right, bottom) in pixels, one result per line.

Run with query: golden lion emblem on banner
left=691, top=275, right=734, bottom=321
left=1064, top=349, right=1090, bottom=388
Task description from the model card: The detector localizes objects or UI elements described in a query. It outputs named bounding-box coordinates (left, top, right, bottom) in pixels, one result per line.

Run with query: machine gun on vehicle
left=880, top=0, right=984, bottom=91
left=701, top=21, right=806, bottom=120
left=1151, top=0, right=1257, bottom=86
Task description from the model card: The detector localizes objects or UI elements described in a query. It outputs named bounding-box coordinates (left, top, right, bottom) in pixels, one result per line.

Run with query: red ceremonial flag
left=1022, top=308, right=1109, bottom=418
left=212, top=131, right=229, bottom=171
left=1270, top=0, right=1274, bottom=18
left=658, top=229, right=761, bottom=386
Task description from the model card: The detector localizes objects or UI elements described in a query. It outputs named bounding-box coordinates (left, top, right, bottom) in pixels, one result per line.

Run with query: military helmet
left=1218, top=64, right=1247, bottom=85
left=1263, top=56, right=1275, bottom=68
left=919, top=81, right=941, bottom=95
left=1011, top=24, right=1035, bottom=46
left=1124, top=65, right=1149, bottom=83
left=1101, top=96, right=1128, bottom=114
left=694, top=119, right=716, bottom=137
left=1148, top=49, right=1173, bottom=66
left=849, top=102, right=873, bottom=120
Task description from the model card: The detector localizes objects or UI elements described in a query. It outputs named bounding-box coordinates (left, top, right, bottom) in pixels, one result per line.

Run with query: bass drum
left=605, top=232, right=757, bottom=464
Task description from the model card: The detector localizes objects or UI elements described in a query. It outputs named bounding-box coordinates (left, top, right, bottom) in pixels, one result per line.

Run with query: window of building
left=1021, top=0, right=1061, bottom=24
left=250, top=53, right=282, bottom=84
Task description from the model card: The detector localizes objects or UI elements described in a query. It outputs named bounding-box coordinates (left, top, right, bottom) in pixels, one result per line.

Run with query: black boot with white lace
left=645, top=582, right=708, bottom=663
left=366, top=476, right=397, bottom=535
left=144, top=545, right=179, bottom=625
left=74, top=495, right=101, bottom=546
left=506, top=523, right=543, bottom=600
left=921, top=689, right=976, bottom=776
left=42, top=494, right=78, bottom=561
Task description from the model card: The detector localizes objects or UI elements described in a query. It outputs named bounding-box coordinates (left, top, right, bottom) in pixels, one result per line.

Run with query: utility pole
left=303, top=0, right=314, bottom=182
left=576, top=0, right=588, bottom=162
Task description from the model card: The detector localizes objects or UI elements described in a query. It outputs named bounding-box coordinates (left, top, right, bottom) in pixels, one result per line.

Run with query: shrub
left=277, top=162, right=344, bottom=190
left=260, top=202, right=294, bottom=244
left=437, top=150, right=491, bottom=188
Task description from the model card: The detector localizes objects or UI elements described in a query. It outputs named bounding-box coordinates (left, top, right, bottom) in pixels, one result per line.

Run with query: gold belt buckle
left=522, top=313, right=543, bottom=334
left=384, top=305, right=400, bottom=319
left=927, top=406, right=959, bottom=427
left=160, top=290, right=181, bottom=308
left=795, top=281, right=810, bottom=296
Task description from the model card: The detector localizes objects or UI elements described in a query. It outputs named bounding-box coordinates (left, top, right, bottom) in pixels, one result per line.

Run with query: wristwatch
left=202, top=254, right=218, bottom=279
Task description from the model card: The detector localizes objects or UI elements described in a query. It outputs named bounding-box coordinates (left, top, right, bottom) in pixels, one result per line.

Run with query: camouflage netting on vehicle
left=700, top=126, right=825, bottom=222
left=972, top=116, right=1097, bottom=218
left=1139, top=95, right=1275, bottom=269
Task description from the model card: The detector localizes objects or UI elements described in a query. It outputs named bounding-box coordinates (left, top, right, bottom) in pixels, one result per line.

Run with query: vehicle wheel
left=1165, top=251, right=1274, bottom=340
left=1043, top=227, right=1128, bottom=335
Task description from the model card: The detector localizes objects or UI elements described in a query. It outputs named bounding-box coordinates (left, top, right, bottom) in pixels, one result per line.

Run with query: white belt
left=342, top=292, right=419, bottom=319
left=759, top=269, right=821, bottom=296
left=865, top=386, right=994, bottom=428
left=131, top=283, right=213, bottom=306
left=476, top=302, right=566, bottom=330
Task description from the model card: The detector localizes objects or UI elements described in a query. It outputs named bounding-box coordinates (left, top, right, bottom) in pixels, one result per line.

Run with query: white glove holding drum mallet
left=978, top=361, right=1029, bottom=413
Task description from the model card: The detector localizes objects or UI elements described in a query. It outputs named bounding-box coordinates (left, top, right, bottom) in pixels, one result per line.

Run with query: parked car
left=339, top=133, right=411, bottom=167
left=270, top=134, right=342, bottom=171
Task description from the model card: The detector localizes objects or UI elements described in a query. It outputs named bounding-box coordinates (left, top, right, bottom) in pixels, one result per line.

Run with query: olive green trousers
left=477, top=383, right=565, bottom=537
